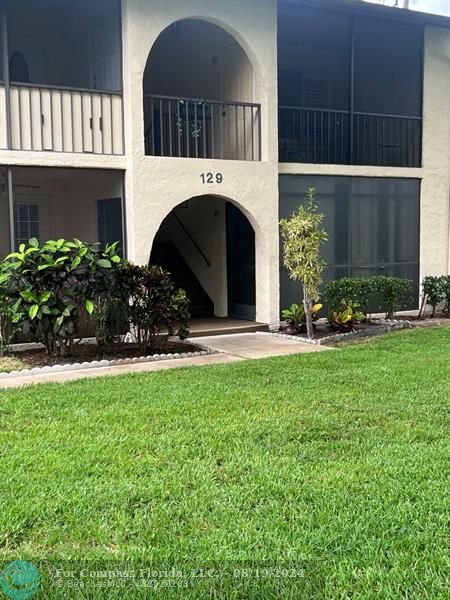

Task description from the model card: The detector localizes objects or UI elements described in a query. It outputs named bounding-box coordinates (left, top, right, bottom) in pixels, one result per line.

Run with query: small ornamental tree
left=280, top=187, right=328, bottom=339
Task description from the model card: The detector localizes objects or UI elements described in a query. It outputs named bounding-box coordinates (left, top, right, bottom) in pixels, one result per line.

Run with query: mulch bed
left=281, top=320, right=386, bottom=340
left=282, top=313, right=450, bottom=340
left=396, top=313, right=450, bottom=327
left=12, top=340, right=200, bottom=369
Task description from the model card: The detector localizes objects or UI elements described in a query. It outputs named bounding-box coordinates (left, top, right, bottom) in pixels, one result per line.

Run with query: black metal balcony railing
left=279, top=106, right=422, bottom=168
left=353, top=112, right=422, bottom=168
left=278, top=107, right=350, bottom=164
left=144, top=95, right=261, bottom=161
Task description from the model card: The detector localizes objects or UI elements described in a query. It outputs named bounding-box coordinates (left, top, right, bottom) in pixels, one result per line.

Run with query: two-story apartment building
left=0, top=0, right=449, bottom=328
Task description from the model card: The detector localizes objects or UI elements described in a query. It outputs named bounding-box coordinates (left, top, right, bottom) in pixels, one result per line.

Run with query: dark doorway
left=97, top=198, right=123, bottom=255
left=226, top=202, right=256, bottom=320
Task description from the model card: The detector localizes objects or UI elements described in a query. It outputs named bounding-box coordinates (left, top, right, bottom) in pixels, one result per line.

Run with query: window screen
left=279, top=175, right=420, bottom=311
left=278, top=6, right=350, bottom=111
left=353, top=18, right=423, bottom=117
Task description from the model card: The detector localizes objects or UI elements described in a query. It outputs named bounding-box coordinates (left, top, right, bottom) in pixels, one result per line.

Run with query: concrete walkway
left=193, top=332, right=330, bottom=359
left=0, top=333, right=330, bottom=389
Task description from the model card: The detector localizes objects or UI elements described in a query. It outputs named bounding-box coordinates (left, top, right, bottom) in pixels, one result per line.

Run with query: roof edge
left=279, top=0, right=450, bottom=29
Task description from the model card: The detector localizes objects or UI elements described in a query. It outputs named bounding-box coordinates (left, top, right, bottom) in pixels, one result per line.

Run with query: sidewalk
left=0, top=333, right=331, bottom=388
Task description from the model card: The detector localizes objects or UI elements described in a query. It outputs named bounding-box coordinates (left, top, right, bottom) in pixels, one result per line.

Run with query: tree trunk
left=303, top=289, right=314, bottom=339
left=0, top=315, right=4, bottom=357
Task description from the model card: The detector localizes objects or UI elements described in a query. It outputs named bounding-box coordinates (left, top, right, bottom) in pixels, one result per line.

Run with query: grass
left=0, top=355, right=28, bottom=373
left=0, top=327, right=449, bottom=598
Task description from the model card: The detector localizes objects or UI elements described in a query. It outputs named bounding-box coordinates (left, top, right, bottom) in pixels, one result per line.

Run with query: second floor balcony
left=0, top=0, right=123, bottom=156
left=143, top=19, right=261, bottom=162
left=144, top=95, right=261, bottom=161
left=278, top=106, right=421, bottom=167
left=278, top=2, right=424, bottom=168
left=0, top=82, right=123, bottom=155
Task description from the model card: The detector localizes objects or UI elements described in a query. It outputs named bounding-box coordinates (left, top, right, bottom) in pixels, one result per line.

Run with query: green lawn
left=0, top=327, right=449, bottom=599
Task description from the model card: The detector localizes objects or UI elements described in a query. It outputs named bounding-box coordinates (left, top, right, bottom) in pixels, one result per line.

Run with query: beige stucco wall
left=421, top=26, right=450, bottom=279
left=121, top=0, right=280, bottom=326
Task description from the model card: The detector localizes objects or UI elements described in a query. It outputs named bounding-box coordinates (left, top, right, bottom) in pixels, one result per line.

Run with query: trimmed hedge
left=325, top=276, right=413, bottom=319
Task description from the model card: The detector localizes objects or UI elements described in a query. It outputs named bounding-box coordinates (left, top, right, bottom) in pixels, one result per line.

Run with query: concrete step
left=187, top=319, right=269, bottom=338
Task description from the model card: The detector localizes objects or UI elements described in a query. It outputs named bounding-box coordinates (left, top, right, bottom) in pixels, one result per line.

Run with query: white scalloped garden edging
left=271, top=319, right=412, bottom=346
left=0, top=344, right=216, bottom=380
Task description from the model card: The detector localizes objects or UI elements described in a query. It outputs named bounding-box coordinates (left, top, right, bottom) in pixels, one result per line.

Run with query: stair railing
left=171, top=212, right=211, bottom=267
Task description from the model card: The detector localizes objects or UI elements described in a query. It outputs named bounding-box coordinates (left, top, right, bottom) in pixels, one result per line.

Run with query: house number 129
left=201, top=172, right=223, bottom=184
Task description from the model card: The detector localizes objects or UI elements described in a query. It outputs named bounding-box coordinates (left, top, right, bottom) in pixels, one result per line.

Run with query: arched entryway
left=150, top=196, right=256, bottom=321
left=142, top=19, right=260, bottom=161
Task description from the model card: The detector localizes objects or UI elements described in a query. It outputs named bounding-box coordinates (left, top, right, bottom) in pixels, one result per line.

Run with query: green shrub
left=421, top=276, right=443, bottom=317
left=0, top=280, right=16, bottom=357
left=0, top=238, right=122, bottom=357
left=0, top=239, right=192, bottom=357
left=325, top=277, right=373, bottom=315
left=328, top=300, right=365, bottom=332
left=116, top=264, right=190, bottom=353
left=440, top=276, right=450, bottom=314
left=325, top=276, right=413, bottom=320
left=420, top=275, right=450, bottom=317
left=372, top=276, right=412, bottom=320
left=93, top=295, right=118, bottom=350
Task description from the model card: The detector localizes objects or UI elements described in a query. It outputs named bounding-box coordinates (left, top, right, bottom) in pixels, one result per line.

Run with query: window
left=14, top=203, right=39, bottom=249
left=9, top=51, right=30, bottom=83
left=279, top=175, right=420, bottom=310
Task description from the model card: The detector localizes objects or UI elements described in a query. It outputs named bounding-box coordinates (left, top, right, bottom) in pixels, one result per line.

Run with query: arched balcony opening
left=143, top=19, right=261, bottom=161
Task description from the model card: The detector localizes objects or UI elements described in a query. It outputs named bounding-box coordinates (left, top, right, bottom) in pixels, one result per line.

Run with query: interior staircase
left=150, top=241, right=214, bottom=318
